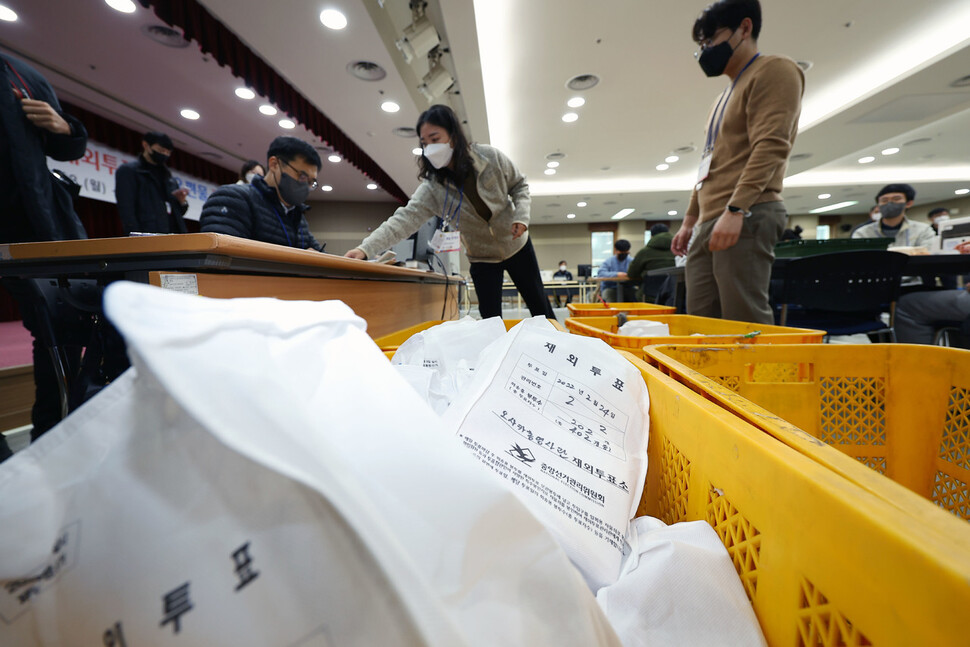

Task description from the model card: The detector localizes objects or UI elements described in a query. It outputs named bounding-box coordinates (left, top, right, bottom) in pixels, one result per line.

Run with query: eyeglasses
left=281, top=159, right=319, bottom=190
left=693, top=27, right=730, bottom=58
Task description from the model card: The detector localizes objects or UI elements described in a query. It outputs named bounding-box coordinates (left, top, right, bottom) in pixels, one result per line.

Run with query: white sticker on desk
left=159, top=274, right=199, bottom=295
left=0, top=244, right=10, bottom=261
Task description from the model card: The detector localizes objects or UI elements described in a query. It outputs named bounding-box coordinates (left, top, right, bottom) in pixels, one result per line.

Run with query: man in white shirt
left=851, top=184, right=936, bottom=249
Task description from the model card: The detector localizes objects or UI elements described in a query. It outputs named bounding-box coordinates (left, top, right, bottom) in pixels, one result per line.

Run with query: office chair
left=933, top=314, right=970, bottom=349
left=773, top=250, right=910, bottom=341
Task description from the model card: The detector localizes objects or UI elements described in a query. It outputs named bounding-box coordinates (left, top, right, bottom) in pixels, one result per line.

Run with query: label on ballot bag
left=429, top=229, right=461, bottom=253
left=443, top=323, right=650, bottom=590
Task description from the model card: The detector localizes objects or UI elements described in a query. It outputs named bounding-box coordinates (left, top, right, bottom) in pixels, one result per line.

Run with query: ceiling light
left=366, top=183, right=378, bottom=190
left=656, top=163, right=669, bottom=171
left=0, top=4, right=18, bottom=20
left=544, top=169, right=556, bottom=175
left=319, top=9, right=348, bottom=30
left=881, top=147, right=900, bottom=155
left=567, top=97, right=586, bottom=108
left=577, top=201, right=587, bottom=207
left=817, top=193, right=831, bottom=200
left=412, top=147, right=422, bottom=155
left=858, top=156, right=875, bottom=164
left=381, top=101, right=400, bottom=113
left=105, top=0, right=136, bottom=14
left=419, top=66, right=455, bottom=102
left=279, top=119, right=295, bottom=129
left=328, top=154, right=342, bottom=163
left=321, top=185, right=333, bottom=192
left=664, top=155, right=679, bottom=163
left=547, top=161, right=560, bottom=168
left=809, top=200, right=859, bottom=214
left=612, top=208, right=635, bottom=220
left=562, top=112, right=579, bottom=123
left=667, top=210, right=678, bottom=216
left=180, top=108, right=200, bottom=120
left=259, top=104, right=278, bottom=116
left=566, top=214, right=576, bottom=219
left=396, top=18, right=439, bottom=64
left=234, top=87, right=255, bottom=100
left=956, top=189, right=970, bottom=195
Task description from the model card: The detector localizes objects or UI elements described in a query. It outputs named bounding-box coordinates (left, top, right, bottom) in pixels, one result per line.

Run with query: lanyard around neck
left=4, top=61, right=33, bottom=100
left=704, top=52, right=760, bottom=154
left=440, top=182, right=463, bottom=231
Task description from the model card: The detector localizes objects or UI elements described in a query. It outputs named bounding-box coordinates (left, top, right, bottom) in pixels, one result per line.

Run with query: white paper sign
left=158, top=273, right=199, bottom=295
left=46, top=140, right=219, bottom=222
left=429, top=229, right=461, bottom=253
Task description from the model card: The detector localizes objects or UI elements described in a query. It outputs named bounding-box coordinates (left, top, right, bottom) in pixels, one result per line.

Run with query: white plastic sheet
left=0, top=282, right=620, bottom=647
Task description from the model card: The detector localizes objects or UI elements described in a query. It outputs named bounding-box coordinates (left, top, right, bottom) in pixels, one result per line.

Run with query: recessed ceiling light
left=567, top=97, right=586, bottom=108
left=577, top=201, right=587, bottom=207
left=656, top=163, right=669, bottom=171
left=664, top=155, right=679, bottom=163
left=612, top=208, right=635, bottom=220
left=105, top=0, right=136, bottom=14
left=0, top=4, right=18, bottom=21
left=881, top=147, right=900, bottom=155
left=180, top=108, right=200, bottom=120
left=562, top=112, right=579, bottom=123
left=235, top=87, right=255, bottom=100
left=329, top=154, right=342, bottom=163
left=956, top=188, right=970, bottom=195
left=858, top=156, right=875, bottom=164
left=412, top=147, right=422, bottom=155
left=667, top=210, right=678, bottom=216
left=566, top=213, right=576, bottom=219
left=544, top=169, right=556, bottom=175
left=366, top=183, right=378, bottom=190
left=381, top=101, right=400, bottom=113
left=320, top=8, right=348, bottom=30
left=259, top=104, right=278, bottom=116
left=321, top=185, right=333, bottom=192
left=818, top=193, right=831, bottom=200
left=346, top=61, right=387, bottom=82
left=279, top=119, right=295, bottom=129
left=547, top=161, right=560, bottom=168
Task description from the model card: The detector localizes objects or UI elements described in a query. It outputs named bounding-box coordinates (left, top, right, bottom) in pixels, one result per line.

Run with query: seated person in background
left=928, top=207, right=950, bottom=234
left=627, top=224, right=675, bottom=303
left=895, top=241, right=970, bottom=344
left=201, top=136, right=325, bottom=251
left=553, top=260, right=573, bottom=281
left=551, top=260, right=574, bottom=307
left=115, top=131, right=189, bottom=234
left=780, top=224, right=803, bottom=241
left=597, top=239, right=632, bottom=302
left=851, top=183, right=936, bottom=249
left=237, top=159, right=265, bottom=185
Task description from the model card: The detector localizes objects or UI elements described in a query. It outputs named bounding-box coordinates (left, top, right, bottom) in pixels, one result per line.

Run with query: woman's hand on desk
left=344, top=248, right=366, bottom=260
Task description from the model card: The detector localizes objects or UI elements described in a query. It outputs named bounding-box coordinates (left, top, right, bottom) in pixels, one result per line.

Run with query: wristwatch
left=727, top=205, right=752, bottom=217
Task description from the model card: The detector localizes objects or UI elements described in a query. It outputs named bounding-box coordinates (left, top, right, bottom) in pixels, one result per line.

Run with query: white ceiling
left=3, top=0, right=969, bottom=222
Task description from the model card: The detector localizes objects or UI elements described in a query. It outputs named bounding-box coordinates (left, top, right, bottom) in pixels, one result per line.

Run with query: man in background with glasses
left=671, top=0, right=804, bottom=325
left=201, top=136, right=326, bottom=251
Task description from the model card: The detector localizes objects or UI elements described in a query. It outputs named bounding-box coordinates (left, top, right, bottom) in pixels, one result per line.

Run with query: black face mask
left=878, top=203, right=905, bottom=220
left=698, top=34, right=737, bottom=77
left=276, top=168, right=310, bottom=206
left=150, top=151, right=170, bottom=166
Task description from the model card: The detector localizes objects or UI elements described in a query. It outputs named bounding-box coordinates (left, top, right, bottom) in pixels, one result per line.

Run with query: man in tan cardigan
left=671, top=0, right=804, bottom=324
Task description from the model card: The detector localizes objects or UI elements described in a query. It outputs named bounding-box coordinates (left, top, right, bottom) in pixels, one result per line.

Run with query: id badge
left=696, top=154, right=712, bottom=184
left=430, top=229, right=461, bottom=253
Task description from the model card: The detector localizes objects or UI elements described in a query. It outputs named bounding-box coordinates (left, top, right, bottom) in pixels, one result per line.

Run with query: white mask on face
left=423, top=142, right=454, bottom=169
left=559, top=265, right=567, bottom=271
left=245, top=172, right=258, bottom=184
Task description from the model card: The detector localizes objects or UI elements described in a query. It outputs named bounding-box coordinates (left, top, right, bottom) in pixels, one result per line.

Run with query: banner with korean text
left=46, top=140, right=222, bottom=222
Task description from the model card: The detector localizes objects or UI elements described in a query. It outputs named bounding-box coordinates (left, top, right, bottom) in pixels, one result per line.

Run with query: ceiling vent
left=790, top=152, right=813, bottom=161
left=950, top=74, right=970, bottom=88
left=795, top=60, right=813, bottom=72
left=566, top=74, right=599, bottom=91
left=904, top=137, right=932, bottom=146
left=346, top=61, right=387, bottom=82
left=673, top=145, right=696, bottom=154
left=849, top=94, right=969, bottom=124
left=546, top=152, right=566, bottom=160
left=141, top=24, right=189, bottom=48
left=392, top=127, right=417, bottom=138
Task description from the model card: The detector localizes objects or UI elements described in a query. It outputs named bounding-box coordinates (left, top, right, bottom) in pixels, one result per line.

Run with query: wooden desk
left=0, top=233, right=459, bottom=337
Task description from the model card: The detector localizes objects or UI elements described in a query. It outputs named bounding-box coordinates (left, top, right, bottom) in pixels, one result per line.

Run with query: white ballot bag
left=443, top=324, right=650, bottom=590
left=0, top=282, right=620, bottom=647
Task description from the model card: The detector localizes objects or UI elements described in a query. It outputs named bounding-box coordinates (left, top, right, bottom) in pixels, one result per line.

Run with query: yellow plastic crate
left=628, top=352, right=970, bottom=646
left=566, top=302, right=676, bottom=317
left=643, top=343, right=970, bottom=525
left=564, top=314, right=825, bottom=358
left=373, top=318, right=565, bottom=355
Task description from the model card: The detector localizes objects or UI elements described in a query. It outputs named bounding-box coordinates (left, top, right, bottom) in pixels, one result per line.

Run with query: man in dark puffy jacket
left=200, top=137, right=325, bottom=251
left=628, top=224, right=676, bottom=303
left=115, top=131, right=189, bottom=234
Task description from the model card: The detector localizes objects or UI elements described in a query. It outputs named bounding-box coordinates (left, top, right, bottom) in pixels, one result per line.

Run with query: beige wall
left=304, top=199, right=401, bottom=255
